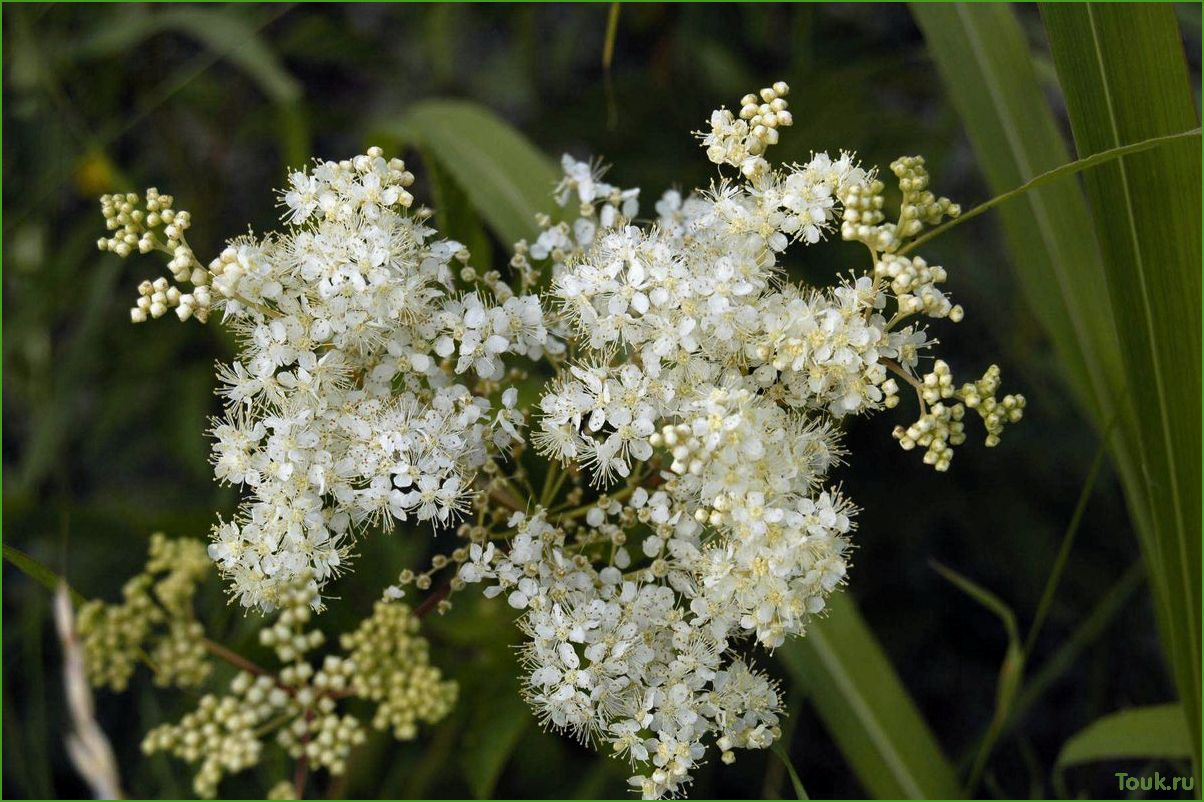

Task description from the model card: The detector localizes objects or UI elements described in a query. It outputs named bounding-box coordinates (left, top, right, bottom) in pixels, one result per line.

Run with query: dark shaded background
left=4, top=4, right=1201, bottom=799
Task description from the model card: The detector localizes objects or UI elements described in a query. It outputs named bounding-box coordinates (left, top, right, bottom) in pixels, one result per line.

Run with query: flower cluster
left=97, top=80, right=1025, bottom=800
left=340, top=599, right=458, bottom=739
left=100, top=149, right=552, bottom=611
left=76, top=533, right=211, bottom=691
left=458, top=509, right=784, bottom=798
left=75, top=536, right=455, bottom=799
left=892, top=360, right=1026, bottom=470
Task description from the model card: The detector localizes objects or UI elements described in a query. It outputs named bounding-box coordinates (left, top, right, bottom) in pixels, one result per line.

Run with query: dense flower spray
left=96, top=81, right=1023, bottom=798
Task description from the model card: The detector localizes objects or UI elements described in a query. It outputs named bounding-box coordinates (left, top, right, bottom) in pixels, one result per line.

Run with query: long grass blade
left=2, top=544, right=86, bottom=607
left=1024, top=427, right=1112, bottom=655
left=915, top=2, right=1201, bottom=776
left=771, top=743, right=810, bottom=800
left=1041, top=2, right=1202, bottom=772
left=930, top=562, right=1023, bottom=791
left=1008, top=562, right=1145, bottom=732
left=911, top=2, right=1124, bottom=427
left=779, top=593, right=963, bottom=799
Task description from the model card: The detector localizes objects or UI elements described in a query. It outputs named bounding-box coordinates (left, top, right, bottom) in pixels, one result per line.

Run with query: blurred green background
left=3, top=4, right=1200, bottom=799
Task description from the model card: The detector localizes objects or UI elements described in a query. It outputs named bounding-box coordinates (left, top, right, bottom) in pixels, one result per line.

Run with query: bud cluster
left=76, top=533, right=211, bottom=691
left=99, top=189, right=212, bottom=322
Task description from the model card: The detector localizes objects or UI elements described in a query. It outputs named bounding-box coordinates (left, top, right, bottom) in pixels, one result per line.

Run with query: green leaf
left=779, top=592, right=963, bottom=799
left=421, top=146, right=494, bottom=269
left=902, top=128, right=1201, bottom=256
left=930, top=561, right=1020, bottom=649
left=1010, top=562, right=1145, bottom=731
left=70, top=6, right=309, bottom=166
left=1057, top=704, right=1192, bottom=769
left=1041, top=2, right=1202, bottom=771
left=73, top=7, right=301, bottom=104
left=375, top=100, right=561, bottom=247
left=459, top=678, right=529, bottom=798
left=914, top=1, right=1202, bottom=775
left=2, top=544, right=86, bottom=607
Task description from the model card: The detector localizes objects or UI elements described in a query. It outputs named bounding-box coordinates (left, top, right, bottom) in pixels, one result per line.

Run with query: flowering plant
left=93, top=81, right=1023, bottom=799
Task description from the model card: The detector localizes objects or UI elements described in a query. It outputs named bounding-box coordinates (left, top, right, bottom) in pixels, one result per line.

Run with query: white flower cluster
left=464, top=81, right=1023, bottom=797
left=101, top=149, right=552, bottom=610
left=98, top=80, right=1025, bottom=800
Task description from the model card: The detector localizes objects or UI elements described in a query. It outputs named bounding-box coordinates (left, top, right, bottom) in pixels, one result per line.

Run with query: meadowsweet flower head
left=97, top=80, right=1025, bottom=799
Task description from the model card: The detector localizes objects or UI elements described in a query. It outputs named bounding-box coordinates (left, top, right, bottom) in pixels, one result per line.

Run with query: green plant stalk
left=930, top=561, right=1023, bottom=792
left=1024, top=428, right=1112, bottom=655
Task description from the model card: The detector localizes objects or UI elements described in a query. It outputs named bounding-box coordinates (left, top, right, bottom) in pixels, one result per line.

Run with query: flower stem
left=200, top=638, right=270, bottom=677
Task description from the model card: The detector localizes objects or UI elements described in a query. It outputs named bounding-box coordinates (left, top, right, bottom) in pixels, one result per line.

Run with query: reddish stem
left=201, top=638, right=270, bottom=676
left=413, top=583, right=451, bottom=619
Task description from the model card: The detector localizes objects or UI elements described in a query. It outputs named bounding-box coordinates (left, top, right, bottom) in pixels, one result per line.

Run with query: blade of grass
left=1009, top=561, right=1145, bottom=731
left=779, top=593, right=963, bottom=799
left=603, top=3, right=621, bottom=129
left=1024, top=424, right=1113, bottom=655
left=771, top=743, right=810, bottom=800
left=1058, top=705, right=1192, bottom=766
left=3, top=544, right=86, bottom=607
left=763, top=685, right=806, bottom=799
left=1041, top=3, right=1202, bottom=773
left=916, top=2, right=1201, bottom=777
left=908, top=8, right=1158, bottom=624
left=900, top=128, right=1201, bottom=257
left=930, top=561, right=1023, bottom=792
left=6, top=4, right=304, bottom=235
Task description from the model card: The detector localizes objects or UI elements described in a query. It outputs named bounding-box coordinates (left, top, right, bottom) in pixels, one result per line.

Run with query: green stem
left=1023, top=428, right=1111, bottom=655
left=899, top=127, right=1201, bottom=255
left=539, top=461, right=562, bottom=508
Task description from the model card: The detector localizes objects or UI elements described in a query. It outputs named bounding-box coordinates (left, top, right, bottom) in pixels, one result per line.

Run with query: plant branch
left=201, top=638, right=270, bottom=677
left=414, top=582, right=451, bottom=619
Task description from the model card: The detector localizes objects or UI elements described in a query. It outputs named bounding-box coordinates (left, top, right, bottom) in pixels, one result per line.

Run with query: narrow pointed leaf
left=911, top=2, right=1124, bottom=426
left=3, top=544, right=86, bottom=607
left=779, top=593, right=963, bottom=799
left=1042, top=2, right=1202, bottom=769
left=915, top=1, right=1202, bottom=773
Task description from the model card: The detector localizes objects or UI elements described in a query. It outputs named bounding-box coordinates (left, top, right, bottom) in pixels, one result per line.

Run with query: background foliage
left=3, top=4, right=1200, bottom=799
